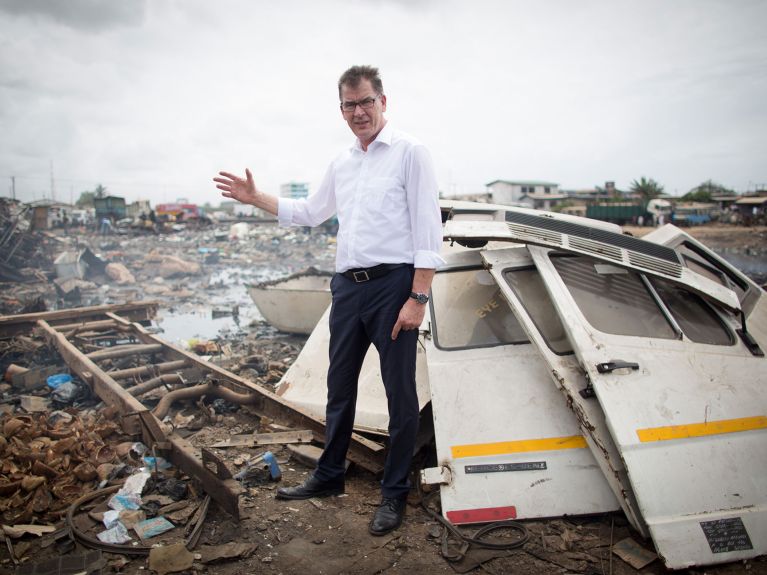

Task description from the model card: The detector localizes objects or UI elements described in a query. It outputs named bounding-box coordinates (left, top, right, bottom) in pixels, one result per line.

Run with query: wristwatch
left=410, top=292, right=429, bottom=305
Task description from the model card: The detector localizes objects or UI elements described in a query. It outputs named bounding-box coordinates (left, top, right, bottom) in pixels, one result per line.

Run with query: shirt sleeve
left=277, top=162, right=337, bottom=228
left=404, top=144, right=445, bottom=269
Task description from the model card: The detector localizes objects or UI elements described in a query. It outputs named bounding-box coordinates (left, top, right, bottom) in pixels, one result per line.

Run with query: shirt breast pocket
left=364, top=176, right=401, bottom=211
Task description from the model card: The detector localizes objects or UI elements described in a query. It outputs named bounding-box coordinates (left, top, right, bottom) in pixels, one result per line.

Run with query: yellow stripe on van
left=637, top=416, right=767, bottom=443
left=451, top=435, right=588, bottom=459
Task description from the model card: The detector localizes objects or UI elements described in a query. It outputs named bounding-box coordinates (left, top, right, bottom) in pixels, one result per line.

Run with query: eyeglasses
left=340, top=95, right=379, bottom=113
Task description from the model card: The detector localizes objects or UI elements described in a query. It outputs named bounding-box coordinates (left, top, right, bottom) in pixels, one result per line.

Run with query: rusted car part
left=33, top=308, right=385, bottom=520
left=0, top=302, right=159, bottom=339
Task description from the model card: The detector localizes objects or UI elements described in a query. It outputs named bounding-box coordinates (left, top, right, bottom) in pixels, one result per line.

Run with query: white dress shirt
left=277, top=123, right=445, bottom=273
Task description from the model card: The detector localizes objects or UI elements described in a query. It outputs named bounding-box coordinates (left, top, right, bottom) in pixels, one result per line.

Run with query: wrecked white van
left=277, top=200, right=766, bottom=570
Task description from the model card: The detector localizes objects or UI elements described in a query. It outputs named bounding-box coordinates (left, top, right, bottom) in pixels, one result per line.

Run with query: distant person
left=637, top=214, right=644, bottom=227
left=100, top=217, right=112, bottom=235
left=214, top=65, right=443, bottom=536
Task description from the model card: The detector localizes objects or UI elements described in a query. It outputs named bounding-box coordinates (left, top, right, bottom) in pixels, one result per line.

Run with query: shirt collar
left=352, top=121, right=392, bottom=151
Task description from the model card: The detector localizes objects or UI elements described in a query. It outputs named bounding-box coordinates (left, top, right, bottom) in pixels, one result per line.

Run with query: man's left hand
left=391, top=299, right=426, bottom=340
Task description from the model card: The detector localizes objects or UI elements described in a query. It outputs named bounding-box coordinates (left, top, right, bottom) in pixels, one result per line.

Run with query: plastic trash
left=46, top=374, right=72, bottom=389
left=134, top=516, right=175, bottom=541
left=234, top=451, right=281, bottom=483
left=108, top=493, right=142, bottom=511
left=51, top=381, right=81, bottom=403
left=157, top=478, right=188, bottom=501
left=97, top=521, right=132, bottom=544
left=141, top=456, right=172, bottom=471
left=103, top=509, right=121, bottom=529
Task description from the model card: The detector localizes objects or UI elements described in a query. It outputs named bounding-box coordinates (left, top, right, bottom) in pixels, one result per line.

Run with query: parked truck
left=586, top=199, right=672, bottom=226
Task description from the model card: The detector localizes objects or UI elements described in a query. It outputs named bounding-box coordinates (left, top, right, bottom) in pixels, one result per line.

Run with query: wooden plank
left=0, top=302, right=158, bottom=339
left=211, top=430, right=315, bottom=448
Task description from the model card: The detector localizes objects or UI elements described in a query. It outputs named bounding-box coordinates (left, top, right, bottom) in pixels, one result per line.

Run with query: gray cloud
left=0, top=0, right=146, bottom=31
left=0, top=0, right=765, bottom=204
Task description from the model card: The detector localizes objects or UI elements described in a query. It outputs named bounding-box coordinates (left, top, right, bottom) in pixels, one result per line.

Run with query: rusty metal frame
left=32, top=306, right=386, bottom=519
left=37, top=316, right=243, bottom=519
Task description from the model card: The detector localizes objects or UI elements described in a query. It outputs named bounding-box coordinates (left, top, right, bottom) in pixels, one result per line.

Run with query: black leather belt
left=341, top=263, right=407, bottom=283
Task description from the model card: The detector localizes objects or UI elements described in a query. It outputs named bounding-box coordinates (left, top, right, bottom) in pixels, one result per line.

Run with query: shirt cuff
left=414, top=250, right=446, bottom=269
left=277, top=197, right=294, bottom=227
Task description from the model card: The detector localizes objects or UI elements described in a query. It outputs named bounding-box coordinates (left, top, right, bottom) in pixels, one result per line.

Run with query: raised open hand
left=214, top=169, right=258, bottom=205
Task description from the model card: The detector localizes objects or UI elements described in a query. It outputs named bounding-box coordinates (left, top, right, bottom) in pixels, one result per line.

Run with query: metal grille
left=504, top=211, right=681, bottom=265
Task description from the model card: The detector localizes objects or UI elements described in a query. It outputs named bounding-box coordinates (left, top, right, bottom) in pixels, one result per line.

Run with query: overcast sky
left=1, top=0, right=765, bottom=207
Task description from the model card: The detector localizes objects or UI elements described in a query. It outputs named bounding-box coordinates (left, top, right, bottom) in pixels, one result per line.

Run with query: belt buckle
left=352, top=270, right=370, bottom=283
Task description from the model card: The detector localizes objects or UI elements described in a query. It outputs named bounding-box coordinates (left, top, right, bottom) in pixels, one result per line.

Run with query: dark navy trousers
left=313, top=265, right=420, bottom=500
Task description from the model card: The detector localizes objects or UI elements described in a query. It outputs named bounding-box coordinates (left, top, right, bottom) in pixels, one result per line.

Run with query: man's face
left=340, top=78, right=387, bottom=148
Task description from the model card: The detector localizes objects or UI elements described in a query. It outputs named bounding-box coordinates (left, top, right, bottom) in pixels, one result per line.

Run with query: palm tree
left=629, top=177, right=664, bottom=203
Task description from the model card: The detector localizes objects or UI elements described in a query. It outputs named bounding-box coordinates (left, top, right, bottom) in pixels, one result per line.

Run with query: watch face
left=412, top=292, right=429, bottom=304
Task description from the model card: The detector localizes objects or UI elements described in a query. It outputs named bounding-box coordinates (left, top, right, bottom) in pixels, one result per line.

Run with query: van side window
left=649, top=279, right=734, bottom=346
left=551, top=255, right=677, bottom=339
left=431, top=269, right=528, bottom=350
left=503, top=267, right=573, bottom=355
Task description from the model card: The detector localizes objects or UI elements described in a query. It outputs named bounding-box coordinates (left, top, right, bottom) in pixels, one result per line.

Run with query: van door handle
left=596, top=360, right=639, bottom=374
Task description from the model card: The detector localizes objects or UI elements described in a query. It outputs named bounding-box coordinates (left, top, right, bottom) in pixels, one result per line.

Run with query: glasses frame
left=340, top=95, right=380, bottom=113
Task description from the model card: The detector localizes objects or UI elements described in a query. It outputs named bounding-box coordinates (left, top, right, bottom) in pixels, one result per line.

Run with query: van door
left=481, top=247, right=649, bottom=538
left=527, top=245, right=767, bottom=569
left=423, top=248, right=618, bottom=524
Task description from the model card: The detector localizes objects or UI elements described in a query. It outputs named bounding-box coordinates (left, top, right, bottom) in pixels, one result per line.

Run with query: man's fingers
left=391, top=320, right=402, bottom=340
left=217, top=171, right=239, bottom=180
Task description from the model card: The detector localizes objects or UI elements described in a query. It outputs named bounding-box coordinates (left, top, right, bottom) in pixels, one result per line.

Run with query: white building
left=485, top=179, right=566, bottom=211
left=280, top=182, right=309, bottom=200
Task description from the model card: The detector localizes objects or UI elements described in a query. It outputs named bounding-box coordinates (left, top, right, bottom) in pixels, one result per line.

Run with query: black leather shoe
left=369, top=497, right=407, bottom=536
left=275, top=475, right=344, bottom=500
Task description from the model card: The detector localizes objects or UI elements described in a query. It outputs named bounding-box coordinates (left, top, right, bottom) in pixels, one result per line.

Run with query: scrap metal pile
left=0, top=303, right=385, bottom=571
left=0, top=199, right=54, bottom=284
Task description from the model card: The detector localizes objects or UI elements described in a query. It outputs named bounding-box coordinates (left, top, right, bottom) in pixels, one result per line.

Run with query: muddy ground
left=0, top=221, right=765, bottom=575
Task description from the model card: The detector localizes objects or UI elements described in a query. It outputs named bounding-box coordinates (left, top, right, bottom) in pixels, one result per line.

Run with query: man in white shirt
left=214, top=65, right=443, bottom=536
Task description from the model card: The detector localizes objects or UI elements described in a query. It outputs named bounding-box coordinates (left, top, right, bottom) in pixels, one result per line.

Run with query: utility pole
left=50, top=160, right=56, bottom=201
left=10, top=176, right=15, bottom=200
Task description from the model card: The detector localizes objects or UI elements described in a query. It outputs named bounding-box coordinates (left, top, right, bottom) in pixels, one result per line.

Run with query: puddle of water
left=154, top=266, right=287, bottom=345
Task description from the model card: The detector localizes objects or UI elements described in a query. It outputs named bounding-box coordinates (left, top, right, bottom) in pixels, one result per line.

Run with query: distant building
left=485, top=179, right=565, bottom=210
left=127, top=200, right=151, bottom=219
left=734, top=195, right=767, bottom=220
left=26, top=199, right=84, bottom=229
left=93, top=196, right=127, bottom=222
left=280, top=182, right=309, bottom=200
left=219, top=200, right=275, bottom=221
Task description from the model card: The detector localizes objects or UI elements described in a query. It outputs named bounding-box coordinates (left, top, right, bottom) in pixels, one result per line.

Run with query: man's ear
left=380, top=94, right=387, bottom=112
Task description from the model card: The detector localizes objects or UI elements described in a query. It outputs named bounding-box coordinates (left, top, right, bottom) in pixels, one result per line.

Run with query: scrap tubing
left=86, top=344, right=164, bottom=361
left=152, top=381, right=258, bottom=419
left=126, top=373, right=183, bottom=397
left=57, top=319, right=119, bottom=333
left=108, top=360, right=189, bottom=381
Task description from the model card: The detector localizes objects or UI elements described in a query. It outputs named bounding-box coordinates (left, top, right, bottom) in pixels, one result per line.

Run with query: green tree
left=682, top=180, right=734, bottom=202
left=76, top=191, right=96, bottom=208
left=629, top=177, right=664, bottom=202
left=94, top=184, right=108, bottom=199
